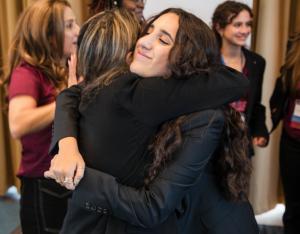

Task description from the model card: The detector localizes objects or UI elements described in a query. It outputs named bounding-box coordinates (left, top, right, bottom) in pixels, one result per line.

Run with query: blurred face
left=219, top=10, right=252, bottom=47
left=130, top=12, right=179, bottom=77
left=63, top=7, right=80, bottom=58
left=123, top=0, right=145, bottom=22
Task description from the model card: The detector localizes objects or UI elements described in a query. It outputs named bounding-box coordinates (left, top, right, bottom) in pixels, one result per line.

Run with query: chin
left=130, top=62, right=144, bottom=76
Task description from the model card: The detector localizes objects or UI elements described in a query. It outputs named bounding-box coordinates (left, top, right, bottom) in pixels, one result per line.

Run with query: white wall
left=144, top=0, right=253, bottom=27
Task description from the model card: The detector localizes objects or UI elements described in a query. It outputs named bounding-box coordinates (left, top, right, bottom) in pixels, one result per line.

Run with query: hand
left=252, top=137, right=268, bottom=147
left=68, top=53, right=84, bottom=88
left=44, top=151, right=85, bottom=190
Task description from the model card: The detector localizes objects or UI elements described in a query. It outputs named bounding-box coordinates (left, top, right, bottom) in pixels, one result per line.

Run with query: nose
left=75, top=23, right=80, bottom=36
left=241, top=24, right=251, bottom=35
left=138, top=33, right=154, bottom=50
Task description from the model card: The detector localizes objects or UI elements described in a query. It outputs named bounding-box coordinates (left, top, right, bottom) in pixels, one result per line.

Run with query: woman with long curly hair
left=45, top=8, right=256, bottom=234
left=3, top=0, right=79, bottom=233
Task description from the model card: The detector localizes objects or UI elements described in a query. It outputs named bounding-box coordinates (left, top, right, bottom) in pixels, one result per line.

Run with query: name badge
left=290, top=99, right=300, bottom=130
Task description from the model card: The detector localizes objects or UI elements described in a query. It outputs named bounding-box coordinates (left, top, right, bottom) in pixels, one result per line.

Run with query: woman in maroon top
left=212, top=1, right=269, bottom=156
left=4, top=0, right=79, bottom=233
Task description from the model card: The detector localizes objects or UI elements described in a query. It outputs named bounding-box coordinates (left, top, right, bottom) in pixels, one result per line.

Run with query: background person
left=89, top=0, right=145, bottom=22
left=212, top=0, right=269, bottom=156
left=3, top=0, right=79, bottom=233
left=270, top=32, right=300, bottom=234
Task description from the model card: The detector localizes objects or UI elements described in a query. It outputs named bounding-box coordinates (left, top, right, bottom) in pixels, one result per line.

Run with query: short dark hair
left=212, top=1, right=253, bottom=47
left=88, top=0, right=122, bottom=15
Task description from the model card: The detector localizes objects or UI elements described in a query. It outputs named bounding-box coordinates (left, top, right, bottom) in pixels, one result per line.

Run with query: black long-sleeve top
left=50, top=67, right=249, bottom=233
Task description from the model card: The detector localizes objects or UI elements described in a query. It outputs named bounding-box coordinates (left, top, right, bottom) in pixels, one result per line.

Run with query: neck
left=221, top=40, right=243, bottom=59
left=221, top=41, right=245, bottom=72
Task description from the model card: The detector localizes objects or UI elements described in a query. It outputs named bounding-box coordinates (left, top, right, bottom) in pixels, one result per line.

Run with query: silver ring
left=63, top=178, right=73, bottom=184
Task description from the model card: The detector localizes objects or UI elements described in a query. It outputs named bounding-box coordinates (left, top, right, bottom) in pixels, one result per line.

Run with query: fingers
left=74, top=165, right=85, bottom=186
left=45, top=152, right=85, bottom=190
left=44, top=170, right=55, bottom=179
left=78, top=76, right=84, bottom=83
left=50, top=155, right=66, bottom=184
left=63, top=177, right=76, bottom=190
left=68, top=53, right=78, bottom=87
left=252, top=137, right=267, bottom=147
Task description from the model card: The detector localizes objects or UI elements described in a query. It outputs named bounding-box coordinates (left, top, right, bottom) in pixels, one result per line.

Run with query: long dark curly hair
left=146, top=107, right=251, bottom=202
left=139, top=8, right=220, bottom=79
left=144, top=8, right=251, bottom=202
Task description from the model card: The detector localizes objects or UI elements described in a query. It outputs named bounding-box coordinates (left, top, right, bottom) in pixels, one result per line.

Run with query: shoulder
left=243, top=48, right=265, bottom=65
left=10, top=62, right=46, bottom=87
left=11, top=62, right=39, bottom=79
left=115, top=72, right=141, bottom=83
left=8, top=63, right=47, bottom=100
left=181, top=109, right=224, bottom=134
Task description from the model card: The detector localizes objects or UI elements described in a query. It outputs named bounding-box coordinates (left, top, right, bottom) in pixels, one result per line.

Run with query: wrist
left=58, top=137, right=80, bottom=155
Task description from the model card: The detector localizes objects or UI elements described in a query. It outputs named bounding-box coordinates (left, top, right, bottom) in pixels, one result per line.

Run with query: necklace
left=240, top=52, right=245, bottom=72
left=222, top=52, right=245, bottom=72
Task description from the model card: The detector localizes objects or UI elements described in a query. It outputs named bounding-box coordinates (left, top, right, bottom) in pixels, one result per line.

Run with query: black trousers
left=280, top=131, right=300, bottom=234
left=20, top=177, right=72, bottom=234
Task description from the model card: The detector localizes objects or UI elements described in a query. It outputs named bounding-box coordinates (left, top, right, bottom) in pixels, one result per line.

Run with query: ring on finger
left=63, top=177, right=73, bottom=184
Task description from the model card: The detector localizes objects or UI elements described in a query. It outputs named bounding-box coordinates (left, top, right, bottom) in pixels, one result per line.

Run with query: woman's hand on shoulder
left=67, top=53, right=84, bottom=88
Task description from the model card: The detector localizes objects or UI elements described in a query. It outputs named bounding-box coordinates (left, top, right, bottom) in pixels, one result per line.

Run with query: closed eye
left=159, top=38, right=169, bottom=45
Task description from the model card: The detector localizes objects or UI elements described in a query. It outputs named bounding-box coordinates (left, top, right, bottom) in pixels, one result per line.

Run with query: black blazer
left=66, top=110, right=258, bottom=234
left=51, top=68, right=249, bottom=234
left=269, top=68, right=292, bottom=132
left=242, top=48, right=269, bottom=143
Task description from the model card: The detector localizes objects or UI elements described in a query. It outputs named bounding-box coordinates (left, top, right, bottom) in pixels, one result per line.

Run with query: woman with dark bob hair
left=89, top=0, right=145, bottom=22
left=45, top=8, right=258, bottom=234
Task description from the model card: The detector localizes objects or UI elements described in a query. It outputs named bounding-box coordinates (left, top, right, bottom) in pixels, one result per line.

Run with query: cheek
left=155, top=49, right=170, bottom=70
left=123, top=2, right=136, bottom=11
left=63, top=33, right=75, bottom=55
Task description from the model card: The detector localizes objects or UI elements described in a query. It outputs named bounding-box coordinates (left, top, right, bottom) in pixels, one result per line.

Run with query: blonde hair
left=78, top=9, right=140, bottom=103
left=4, top=0, right=70, bottom=89
left=283, top=32, right=300, bottom=93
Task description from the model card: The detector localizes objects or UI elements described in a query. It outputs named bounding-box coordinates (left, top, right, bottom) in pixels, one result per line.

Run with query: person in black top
left=212, top=1, right=269, bottom=156
left=45, top=8, right=257, bottom=234
left=270, top=32, right=300, bottom=234
left=89, top=0, right=145, bottom=23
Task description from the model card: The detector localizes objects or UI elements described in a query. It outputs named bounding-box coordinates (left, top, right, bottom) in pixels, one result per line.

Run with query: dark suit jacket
left=243, top=48, right=269, bottom=146
left=67, top=110, right=259, bottom=234
left=50, top=68, right=249, bottom=234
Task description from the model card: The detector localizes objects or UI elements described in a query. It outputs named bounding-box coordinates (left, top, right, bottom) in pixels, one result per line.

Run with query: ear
left=215, top=23, right=224, bottom=37
left=126, top=51, right=133, bottom=65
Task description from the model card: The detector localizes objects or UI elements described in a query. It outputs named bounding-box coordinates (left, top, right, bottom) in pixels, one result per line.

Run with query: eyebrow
left=64, top=19, right=75, bottom=25
left=148, top=24, right=175, bottom=43
left=160, top=29, right=175, bottom=43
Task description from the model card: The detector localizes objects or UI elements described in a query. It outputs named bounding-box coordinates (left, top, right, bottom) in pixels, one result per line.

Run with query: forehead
left=64, top=6, right=75, bottom=20
left=231, top=10, right=252, bottom=22
left=152, top=13, right=179, bottom=37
